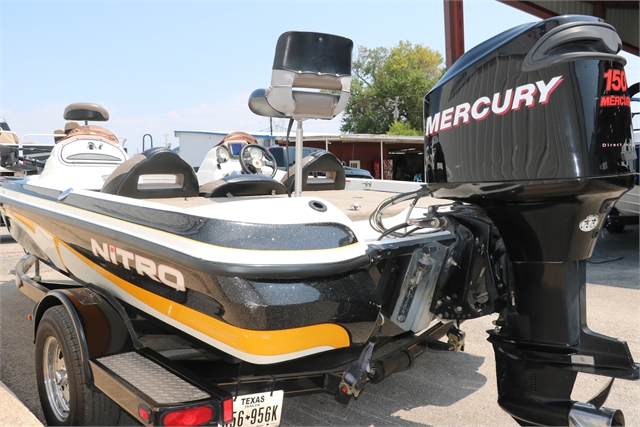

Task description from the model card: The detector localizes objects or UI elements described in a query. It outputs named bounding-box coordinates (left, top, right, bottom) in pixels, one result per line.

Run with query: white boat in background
left=1, top=119, right=56, bottom=177
left=606, top=86, right=639, bottom=232
left=614, top=177, right=639, bottom=218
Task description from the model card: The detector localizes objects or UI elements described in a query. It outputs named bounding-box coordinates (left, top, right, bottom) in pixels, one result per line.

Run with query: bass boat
left=1, top=15, right=638, bottom=427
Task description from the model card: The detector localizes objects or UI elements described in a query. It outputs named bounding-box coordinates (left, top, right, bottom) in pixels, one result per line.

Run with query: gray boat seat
left=53, top=129, right=65, bottom=143
left=248, top=31, right=353, bottom=120
left=281, top=150, right=345, bottom=192
left=200, top=174, right=286, bottom=198
left=64, top=121, right=80, bottom=135
left=0, top=131, right=19, bottom=144
left=102, top=147, right=199, bottom=199
left=64, top=103, right=109, bottom=122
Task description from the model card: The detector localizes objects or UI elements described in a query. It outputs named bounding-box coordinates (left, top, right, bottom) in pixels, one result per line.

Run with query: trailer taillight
left=162, top=406, right=213, bottom=426
left=223, top=398, right=234, bottom=424
left=138, top=405, right=151, bottom=423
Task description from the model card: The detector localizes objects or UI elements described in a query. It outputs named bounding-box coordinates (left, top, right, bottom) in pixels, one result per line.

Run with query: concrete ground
left=1, top=224, right=638, bottom=426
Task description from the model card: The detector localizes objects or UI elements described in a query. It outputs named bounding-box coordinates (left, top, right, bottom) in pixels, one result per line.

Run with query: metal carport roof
left=444, top=0, right=639, bottom=67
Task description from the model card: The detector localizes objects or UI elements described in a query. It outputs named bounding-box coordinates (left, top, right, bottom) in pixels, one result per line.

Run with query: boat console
left=424, top=15, right=637, bottom=426
left=196, top=132, right=280, bottom=184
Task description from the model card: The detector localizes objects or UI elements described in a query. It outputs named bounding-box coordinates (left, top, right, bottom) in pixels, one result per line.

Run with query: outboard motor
left=424, top=15, right=638, bottom=426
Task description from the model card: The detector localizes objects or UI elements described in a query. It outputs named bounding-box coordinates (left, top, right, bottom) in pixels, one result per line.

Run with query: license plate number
left=222, top=390, right=283, bottom=427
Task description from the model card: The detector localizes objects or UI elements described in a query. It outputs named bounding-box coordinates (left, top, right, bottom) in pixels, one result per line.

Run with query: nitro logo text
left=425, top=76, right=563, bottom=137
left=91, top=238, right=186, bottom=292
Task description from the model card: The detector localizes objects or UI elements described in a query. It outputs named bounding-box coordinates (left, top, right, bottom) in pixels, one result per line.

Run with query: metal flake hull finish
left=0, top=181, right=381, bottom=365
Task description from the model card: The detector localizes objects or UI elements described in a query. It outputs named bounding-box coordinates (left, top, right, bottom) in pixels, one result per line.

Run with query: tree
left=340, top=41, right=445, bottom=135
left=387, top=120, right=420, bottom=136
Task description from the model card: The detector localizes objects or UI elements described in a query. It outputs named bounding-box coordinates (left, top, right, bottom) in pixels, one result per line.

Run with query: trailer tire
left=35, top=305, right=120, bottom=426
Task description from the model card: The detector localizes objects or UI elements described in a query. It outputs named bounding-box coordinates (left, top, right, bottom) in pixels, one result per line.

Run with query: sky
left=1, top=0, right=639, bottom=155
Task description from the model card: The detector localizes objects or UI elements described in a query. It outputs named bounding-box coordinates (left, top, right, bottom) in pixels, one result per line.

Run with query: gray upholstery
left=281, top=151, right=345, bottom=192
left=248, top=32, right=353, bottom=120
left=63, top=103, right=109, bottom=122
left=102, top=147, right=199, bottom=199
left=200, top=174, right=286, bottom=198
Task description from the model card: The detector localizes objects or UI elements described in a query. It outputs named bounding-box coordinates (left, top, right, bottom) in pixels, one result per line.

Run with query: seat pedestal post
left=294, top=119, right=305, bottom=197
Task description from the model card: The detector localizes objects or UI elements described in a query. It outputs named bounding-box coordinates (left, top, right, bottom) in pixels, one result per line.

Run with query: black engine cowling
left=424, top=15, right=635, bottom=262
left=423, top=15, right=638, bottom=426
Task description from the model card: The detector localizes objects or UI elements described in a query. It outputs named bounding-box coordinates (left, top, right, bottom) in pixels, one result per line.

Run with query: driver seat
left=248, top=31, right=352, bottom=120
left=247, top=31, right=352, bottom=196
left=200, top=174, right=286, bottom=198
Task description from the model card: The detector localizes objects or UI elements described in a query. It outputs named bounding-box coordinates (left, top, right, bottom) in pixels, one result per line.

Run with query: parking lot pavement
left=1, top=228, right=44, bottom=426
left=1, top=225, right=638, bottom=426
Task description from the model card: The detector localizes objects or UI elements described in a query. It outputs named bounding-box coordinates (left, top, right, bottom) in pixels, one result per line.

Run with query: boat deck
left=151, top=189, right=453, bottom=222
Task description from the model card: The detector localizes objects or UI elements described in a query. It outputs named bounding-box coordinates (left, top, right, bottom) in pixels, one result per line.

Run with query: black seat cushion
left=281, top=150, right=346, bottom=192
left=102, top=147, right=199, bottom=199
left=200, top=174, right=286, bottom=198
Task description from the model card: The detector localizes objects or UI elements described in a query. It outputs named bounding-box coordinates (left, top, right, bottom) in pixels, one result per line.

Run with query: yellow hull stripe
left=4, top=208, right=36, bottom=233
left=5, top=208, right=68, bottom=267
left=4, top=205, right=353, bottom=356
left=58, top=240, right=351, bottom=356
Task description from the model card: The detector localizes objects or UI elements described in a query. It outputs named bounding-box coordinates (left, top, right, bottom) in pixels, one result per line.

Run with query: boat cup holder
left=309, top=200, right=327, bottom=212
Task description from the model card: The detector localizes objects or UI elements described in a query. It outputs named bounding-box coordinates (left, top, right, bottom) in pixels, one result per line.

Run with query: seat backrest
left=281, top=150, right=345, bottom=192
left=64, top=103, right=109, bottom=122
left=64, top=121, right=80, bottom=135
left=0, top=131, right=19, bottom=144
left=248, top=31, right=353, bottom=120
left=200, top=174, right=286, bottom=198
left=102, top=147, right=199, bottom=199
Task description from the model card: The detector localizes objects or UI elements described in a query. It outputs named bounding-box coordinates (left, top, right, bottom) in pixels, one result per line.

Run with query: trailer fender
left=33, top=288, right=134, bottom=387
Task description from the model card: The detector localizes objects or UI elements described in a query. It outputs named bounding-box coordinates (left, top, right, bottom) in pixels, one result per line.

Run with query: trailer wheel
left=35, top=305, right=120, bottom=426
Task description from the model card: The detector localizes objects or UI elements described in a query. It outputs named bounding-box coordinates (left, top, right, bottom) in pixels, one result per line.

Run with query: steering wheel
left=239, top=144, right=278, bottom=178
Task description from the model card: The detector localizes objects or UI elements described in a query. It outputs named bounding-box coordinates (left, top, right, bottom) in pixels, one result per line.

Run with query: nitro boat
left=1, top=15, right=638, bottom=427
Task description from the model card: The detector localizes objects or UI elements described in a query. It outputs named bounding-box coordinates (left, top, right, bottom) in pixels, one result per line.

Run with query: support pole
left=380, top=140, right=384, bottom=180
left=295, top=120, right=304, bottom=196
left=444, top=0, right=465, bottom=68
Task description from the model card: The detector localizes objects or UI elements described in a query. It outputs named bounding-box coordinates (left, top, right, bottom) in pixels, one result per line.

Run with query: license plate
left=222, top=390, right=283, bottom=427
